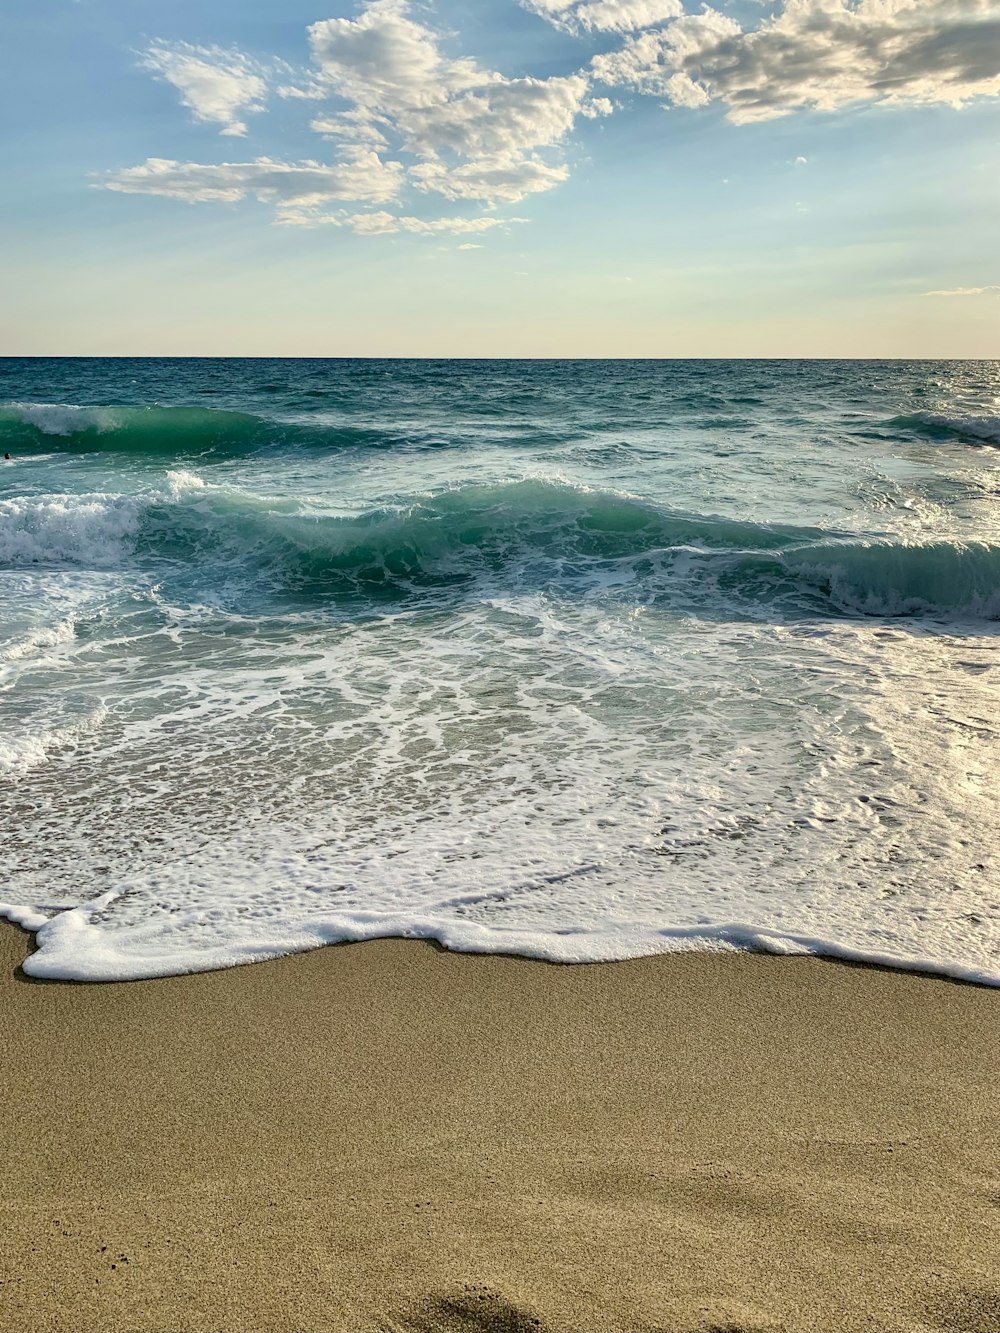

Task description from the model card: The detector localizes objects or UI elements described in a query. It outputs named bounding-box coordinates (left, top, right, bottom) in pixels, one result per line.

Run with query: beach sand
left=1, top=920, right=999, bottom=1333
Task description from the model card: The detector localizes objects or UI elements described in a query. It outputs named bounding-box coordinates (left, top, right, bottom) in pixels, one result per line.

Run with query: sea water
left=1, top=358, right=999, bottom=982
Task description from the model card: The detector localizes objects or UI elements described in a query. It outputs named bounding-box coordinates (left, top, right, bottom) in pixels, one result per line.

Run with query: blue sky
left=2, top=0, right=999, bottom=355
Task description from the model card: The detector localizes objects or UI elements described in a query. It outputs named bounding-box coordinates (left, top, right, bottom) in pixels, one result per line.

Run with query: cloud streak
left=276, top=210, right=526, bottom=234
left=923, top=285, right=1000, bottom=296
left=103, top=153, right=403, bottom=206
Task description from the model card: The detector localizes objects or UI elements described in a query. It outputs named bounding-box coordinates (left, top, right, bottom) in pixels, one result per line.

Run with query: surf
left=889, top=410, right=1000, bottom=448
left=3, top=357, right=1000, bottom=988
left=3, top=475, right=999, bottom=619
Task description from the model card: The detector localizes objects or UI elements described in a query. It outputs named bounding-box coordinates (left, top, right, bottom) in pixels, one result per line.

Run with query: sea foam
left=0, top=493, right=145, bottom=566
left=3, top=597, right=998, bottom=984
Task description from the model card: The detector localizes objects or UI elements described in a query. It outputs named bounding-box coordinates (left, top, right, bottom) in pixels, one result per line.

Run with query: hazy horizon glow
left=2, top=0, right=999, bottom=357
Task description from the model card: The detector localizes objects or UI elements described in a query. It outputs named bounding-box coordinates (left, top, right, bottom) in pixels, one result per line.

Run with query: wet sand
left=1, top=919, right=999, bottom=1332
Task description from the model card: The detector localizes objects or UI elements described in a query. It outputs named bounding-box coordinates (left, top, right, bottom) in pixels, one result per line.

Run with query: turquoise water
left=2, top=358, right=999, bottom=981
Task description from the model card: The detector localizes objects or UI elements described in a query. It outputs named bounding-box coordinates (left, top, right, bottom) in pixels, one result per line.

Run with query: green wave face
left=133, top=479, right=834, bottom=600
left=143, top=482, right=1000, bottom=617
left=784, top=539, right=1000, bottom=618
left=0, top=402, right=389, bottom=459
left=6, top=474, right=998, bottom=620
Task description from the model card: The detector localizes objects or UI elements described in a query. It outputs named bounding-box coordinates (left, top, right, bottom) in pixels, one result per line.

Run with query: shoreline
left=8, top=905, right=1000, bottom=990
left=2, top=918, right=999, bottom=1332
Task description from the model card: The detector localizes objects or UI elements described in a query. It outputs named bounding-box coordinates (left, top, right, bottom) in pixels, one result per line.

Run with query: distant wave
left=0, top=401, right=579, bottom=458
left=2, top=476, right=999, bottom=619
left=0, top=401, right=405, bottom=458
left=890, top=410, right=1000, bottom=448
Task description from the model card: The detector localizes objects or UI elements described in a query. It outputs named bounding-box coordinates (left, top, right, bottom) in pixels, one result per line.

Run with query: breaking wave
left=891, top=410, right=1000, bottom=448
left=2, top=477, right=998, bottom=620
left=0, top=401, right=403, bottom=458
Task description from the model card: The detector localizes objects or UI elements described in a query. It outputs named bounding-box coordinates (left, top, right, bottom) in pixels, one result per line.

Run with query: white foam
left=4, top=402, right=121, bottom=436
left=0, top=903, right=52, bottom=933
left=0, top=707, right=108, bottom=777
left=3, top=605, right=999, bottom=985
left=0, top=493, right=144, bottom=566
left=0, top=617, right=77, bottom=664
left=165, top=468, right=207, bottom=492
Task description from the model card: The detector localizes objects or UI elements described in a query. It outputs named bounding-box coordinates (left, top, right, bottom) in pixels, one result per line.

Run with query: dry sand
left=1, top=919, right=999, bottom=1333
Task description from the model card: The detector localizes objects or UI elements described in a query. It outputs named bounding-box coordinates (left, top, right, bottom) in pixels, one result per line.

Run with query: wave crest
left=890, top=410, right=1000, bottom=447
left=2, top=477, right=998, bottom=620
left=787, top=540, right=1000, bottom=619
left=0, top=401, right=393, bottom=459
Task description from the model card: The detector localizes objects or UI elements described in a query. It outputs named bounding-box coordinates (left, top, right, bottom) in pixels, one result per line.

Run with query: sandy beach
left=1, top=920, right=999, bottom=1333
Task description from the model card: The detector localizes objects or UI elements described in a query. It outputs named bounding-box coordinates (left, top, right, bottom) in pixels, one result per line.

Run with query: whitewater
left=1, top=357, right=999, bottom=983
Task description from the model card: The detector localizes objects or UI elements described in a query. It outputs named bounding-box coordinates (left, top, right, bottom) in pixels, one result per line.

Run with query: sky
left=1, top=0, right=999, bottom=356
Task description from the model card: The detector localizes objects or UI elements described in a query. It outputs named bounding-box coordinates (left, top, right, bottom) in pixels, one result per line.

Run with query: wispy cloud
left=139, top=41, right=268, bottom=137
left=275, top=210, right=526, bottom=235
left=924, top=285, right=1000, bottom=297
left=115, top=0, right=603, bottom=232
left=103, top=153, right=403, bottom=206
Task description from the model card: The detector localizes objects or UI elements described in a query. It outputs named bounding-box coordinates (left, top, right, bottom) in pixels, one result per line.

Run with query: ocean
left=1, top=357, right=998, bottom=983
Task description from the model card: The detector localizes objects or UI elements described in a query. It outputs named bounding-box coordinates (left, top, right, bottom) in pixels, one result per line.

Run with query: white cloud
left=581, top=96, right=615, bottom=116
left=115, top=2, right=605, bottom=237
left=592, top=0, right=1000, bottom=123
left=102, top=152, right=403, bottom=206
left=401, top=74, right=591, bottom=161
left=923, top=284, right=1000, bottom=296
left=521, top=0, right=683, bottom=34
left=117, top=0, right=1000, bottom=244
left=310, top=111, right=390, bottom=146
left=360, top=212, right=522, bottom=234
left=276, top=208, right=525, bottom=234
left=277, top=80, right=329, bottom=101
left=591, top=11, right=736, bottom=104
left=457, top=242, right=482, bottom=249
left=140, top=41, right=268, bottom=136
left=308, top=1, right=487, bottom=113
left=410, top=154, right=570, bottom=202
left=303, top=0, right=595, bottom=209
